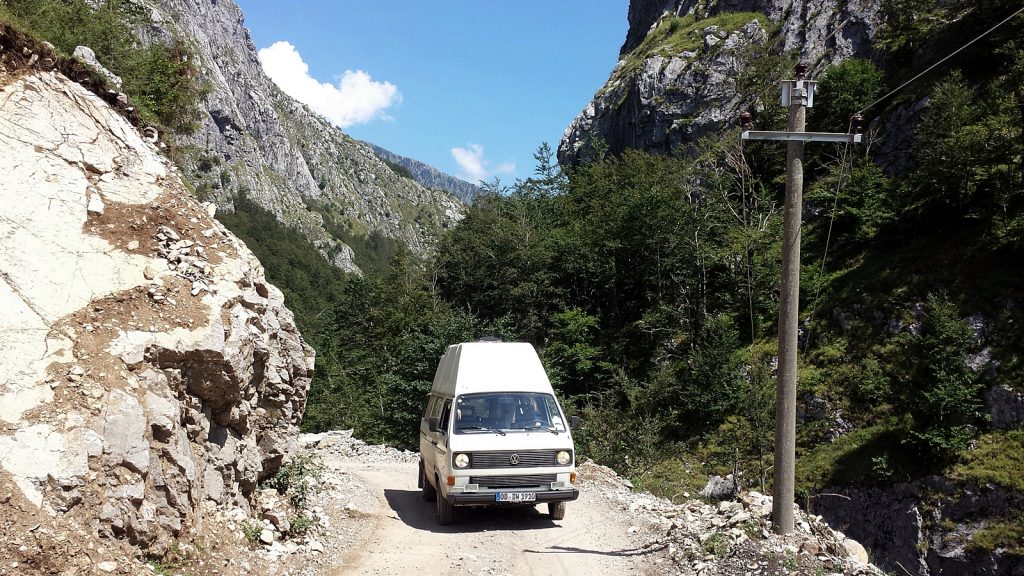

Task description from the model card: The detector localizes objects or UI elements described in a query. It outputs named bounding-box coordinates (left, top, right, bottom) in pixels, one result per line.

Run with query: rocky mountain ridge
left=0, top=32, right=313, bottom=571
left=138, top=0, right=463, bottom=273
left=367, top=142, right=482, bottom=204
left=559, top=0, right=881, bottom=164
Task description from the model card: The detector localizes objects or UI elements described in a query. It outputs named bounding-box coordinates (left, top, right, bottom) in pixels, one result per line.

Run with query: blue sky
left=234, top=1, right=628, bottom=184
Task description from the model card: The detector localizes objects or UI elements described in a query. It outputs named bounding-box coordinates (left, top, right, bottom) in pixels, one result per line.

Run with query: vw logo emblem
left=509, top=454, right=520, bottom=465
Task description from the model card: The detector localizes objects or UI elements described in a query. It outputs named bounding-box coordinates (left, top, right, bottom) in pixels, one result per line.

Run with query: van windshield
left=454, top=392, right=566, bottom=434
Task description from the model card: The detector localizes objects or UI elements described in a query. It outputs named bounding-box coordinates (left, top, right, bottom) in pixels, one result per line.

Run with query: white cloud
left=451, top=143, right=516, bottom=183
left=257, top=41, right=400, bottom=128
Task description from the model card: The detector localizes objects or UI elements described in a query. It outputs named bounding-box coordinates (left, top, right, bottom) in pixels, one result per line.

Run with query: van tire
left=548, top=501, right=566, bottom=520
left=420, top=463, right=435, bottom=501
left=436, top=483, right=455, bottom=525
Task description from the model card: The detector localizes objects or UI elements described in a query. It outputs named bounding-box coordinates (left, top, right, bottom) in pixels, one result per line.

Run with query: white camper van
left=418, top=340, right=579, bottom=525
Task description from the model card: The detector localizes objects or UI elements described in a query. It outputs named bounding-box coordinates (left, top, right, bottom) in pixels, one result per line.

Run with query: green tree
left=542, top=308, right=605, bottom=396
left=811, top=58, right=884, bottom=133
left=901, top=294, right=988, bottom=460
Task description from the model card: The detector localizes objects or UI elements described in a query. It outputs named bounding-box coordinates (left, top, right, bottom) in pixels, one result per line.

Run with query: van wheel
left=420, top=463, right=435, bottom=501
left=548, top=501, right=566, bottom=520
left=436, top=483, right=455, bottom=526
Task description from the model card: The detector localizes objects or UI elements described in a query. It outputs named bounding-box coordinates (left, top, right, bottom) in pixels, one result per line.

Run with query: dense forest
left=4, top=0, right=1021, bottom=556
left=219, top=4, right=1024, bottom=544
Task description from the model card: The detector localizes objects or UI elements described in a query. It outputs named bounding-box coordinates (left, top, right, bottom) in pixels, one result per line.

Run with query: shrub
left=0, top=0, right=204, bottom=135
left=265, top=454, right=324, bottom=511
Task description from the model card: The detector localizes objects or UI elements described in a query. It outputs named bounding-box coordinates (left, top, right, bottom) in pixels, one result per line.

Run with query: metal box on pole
left=780, top=79, right=816, bottom=108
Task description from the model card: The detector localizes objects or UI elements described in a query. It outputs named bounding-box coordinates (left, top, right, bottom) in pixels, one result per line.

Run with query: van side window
left=439, top=399, right=452, bottom=433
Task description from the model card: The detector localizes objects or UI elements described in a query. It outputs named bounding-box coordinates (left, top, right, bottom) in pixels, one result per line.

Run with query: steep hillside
left=559, top=0, right=880, bottom=163
left=0, top=30, right=313, bottom=570
left=549, top=1, right=1024, bottom=574
left=138, top=0, right=463, bottom=273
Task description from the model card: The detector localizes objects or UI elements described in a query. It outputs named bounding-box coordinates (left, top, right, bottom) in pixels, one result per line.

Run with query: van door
left=420, top=395, right=438, bottom=476
left=433, top=399, right=453, bottom=483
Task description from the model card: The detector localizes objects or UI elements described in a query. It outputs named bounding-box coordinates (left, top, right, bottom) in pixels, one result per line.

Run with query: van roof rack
left=476, top=336, right=502, bottom=342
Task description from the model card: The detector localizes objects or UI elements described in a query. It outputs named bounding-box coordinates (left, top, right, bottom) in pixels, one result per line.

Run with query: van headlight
left=454, top=453, right=470, bottom=468
left=556, top=451, right=571, bottom=465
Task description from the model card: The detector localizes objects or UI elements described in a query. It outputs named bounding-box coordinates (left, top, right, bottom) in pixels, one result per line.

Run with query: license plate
left=495, top=492, right=536, bottom=503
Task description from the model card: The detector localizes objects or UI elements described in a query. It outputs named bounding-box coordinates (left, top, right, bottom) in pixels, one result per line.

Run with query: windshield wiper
left=458, top=425, right=506, bottom=436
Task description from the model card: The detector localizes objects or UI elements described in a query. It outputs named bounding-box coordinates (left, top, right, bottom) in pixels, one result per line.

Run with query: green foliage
left=0, top=0, right=205, bottom=135
left=968, top=517, right=1024, bottom=555
left=265, top=454, right=324, bottom=511
left=384, top=160, right=414, bottom=180
left=149, top=561, right=179, bottom=576
left=634, top=457, right=708, bottom=503
left=542, top=308, right=607, bottom=396
left=806, top=154, right=895, bottom=245
left=241, top=522, right=262, bottom=545
left=288, top=513, right=318, bottom=537
left=907, top=71, right=1023, bottom=230
left=898, top=294, right=988, bottom=460
left=796, top=424, right=908, bottom=491
left=304, top=251, right=514, bottom=447
left=950, top=430, right=1024, bottom=492
left=571, top=385, right=674, bottom=479
left=811, top=58, right=885, bottom=133
left=702, top=532, right=732, bottom=557
left=644, top=314, right=745, bottom=436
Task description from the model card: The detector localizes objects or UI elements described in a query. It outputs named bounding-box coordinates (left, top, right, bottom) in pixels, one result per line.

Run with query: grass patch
left=969, top=517, right=1024, bottom=555
left=634, top=457, right=711, bottom=503
left=948, top=430, right=1024, bottom=492
left=608, top=11, right=767, bottom=92
left=795, top=420, right=936, bottom=491
left=702, top=532, right=732, bottom=557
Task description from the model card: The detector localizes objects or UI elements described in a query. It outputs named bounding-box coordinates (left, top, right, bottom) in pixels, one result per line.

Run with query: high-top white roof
left=430, top=341, right=553, bottom=397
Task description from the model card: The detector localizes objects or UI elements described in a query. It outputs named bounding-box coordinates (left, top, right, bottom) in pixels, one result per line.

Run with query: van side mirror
left=427, top=417, right=441, bottom=433
left=570, top=415, right=581, bottom=430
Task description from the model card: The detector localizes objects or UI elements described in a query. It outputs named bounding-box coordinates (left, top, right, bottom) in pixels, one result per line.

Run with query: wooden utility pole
left=773, top=72, right=807, bottom=535
left=740, top=64, right=862, bottom=535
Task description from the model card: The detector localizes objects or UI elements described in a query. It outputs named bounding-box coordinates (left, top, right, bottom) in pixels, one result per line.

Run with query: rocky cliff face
left=814, top=479, right=1024, bottom=576
left=0, top=46, right=313, bottom=567
left=559, top=0, right=881, bottom=164
left=138, top=0, right=463, bottom=273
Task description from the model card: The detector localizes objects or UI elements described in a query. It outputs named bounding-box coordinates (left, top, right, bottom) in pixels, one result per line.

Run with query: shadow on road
left=524, top=543, right=666, bottom=558
left=384, top=489, right=561, bottom=534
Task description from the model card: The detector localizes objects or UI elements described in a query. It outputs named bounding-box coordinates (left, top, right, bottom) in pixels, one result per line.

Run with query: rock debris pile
left=300, top=429, right=419, bottom=463
left=580, top=461, right=884, bottom=576
left=153, top=223, right=215, bottom=296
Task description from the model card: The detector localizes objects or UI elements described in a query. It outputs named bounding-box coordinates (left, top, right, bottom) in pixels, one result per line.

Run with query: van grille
left=470, top=474, right=557, bottom=489
left=469, top=450, right=569, bottom=469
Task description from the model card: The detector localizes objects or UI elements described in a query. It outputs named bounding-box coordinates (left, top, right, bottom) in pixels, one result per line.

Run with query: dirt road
left=334, top=460, right=665, bottom=575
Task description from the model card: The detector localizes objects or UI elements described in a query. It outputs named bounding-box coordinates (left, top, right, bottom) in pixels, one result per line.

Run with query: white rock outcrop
left=0, top=69, right=314, bottom=556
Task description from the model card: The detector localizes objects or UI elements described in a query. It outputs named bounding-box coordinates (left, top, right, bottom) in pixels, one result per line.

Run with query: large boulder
left=0, top=69, right=314, bottom=557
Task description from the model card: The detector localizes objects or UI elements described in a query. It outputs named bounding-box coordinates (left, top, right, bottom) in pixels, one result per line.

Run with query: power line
left=855, top=5, right=1024, bottom=115
left=803, top=137, right=854, bottom=355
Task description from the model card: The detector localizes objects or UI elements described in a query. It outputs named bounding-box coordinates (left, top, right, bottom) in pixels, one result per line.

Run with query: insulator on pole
left=850, top=113, right=864, bottom=134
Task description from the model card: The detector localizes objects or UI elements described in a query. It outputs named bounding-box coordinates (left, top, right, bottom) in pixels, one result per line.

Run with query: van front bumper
left=448, top=488, right=579, bottom=506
